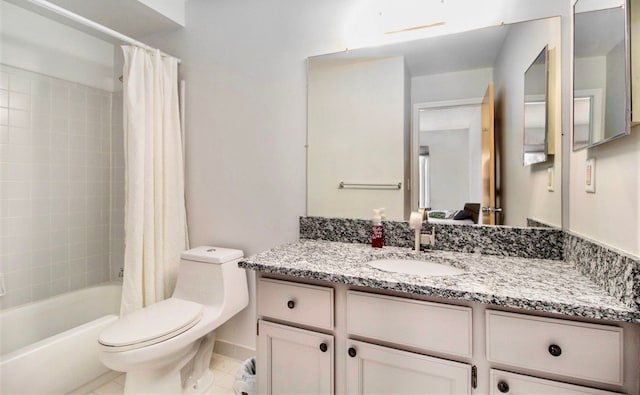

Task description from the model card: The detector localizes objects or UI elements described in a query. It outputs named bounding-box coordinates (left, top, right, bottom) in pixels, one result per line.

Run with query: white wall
left=412, top=68, right=493, bottom=103
left=570, top=128, right=640, bottom=255
left=142, top=0, right=360, bottom=354
left=419, top=129, right=470, bottom=210
left=0, top=1, right=115, bottom=92
left=493, top=17, right=562, bottom=227
left=307, top=57, right=406, bottom=220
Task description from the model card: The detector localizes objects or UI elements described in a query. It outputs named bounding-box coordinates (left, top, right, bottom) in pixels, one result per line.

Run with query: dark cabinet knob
left=348, top=347, right=357, bottom=357
left=497, top=381, right=509, bottom=393
left=548, top=344, right=562, bottom=357
left=319, top=343, right=328, bottom=352
left=287, top=300, right=295, bottom=309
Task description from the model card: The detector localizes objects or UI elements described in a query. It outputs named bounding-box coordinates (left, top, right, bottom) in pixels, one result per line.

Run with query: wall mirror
left=523, top=46, right=549, bottom=166
left=307, top=16, right=562, bottom=228
left=573, top=0, right=631, bottom=150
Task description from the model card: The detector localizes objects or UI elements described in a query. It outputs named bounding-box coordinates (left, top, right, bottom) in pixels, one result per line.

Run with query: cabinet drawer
left=486, top=311, right=623, bottom=385
left=258, top=278, right=334, bottom=330
left=489, top=369, right=622, bottom=395
left=347, top=291, right=472, bottom=358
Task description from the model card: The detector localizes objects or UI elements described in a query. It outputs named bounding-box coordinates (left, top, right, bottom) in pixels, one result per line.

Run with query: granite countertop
left=239, top=239, right=640, bottom=323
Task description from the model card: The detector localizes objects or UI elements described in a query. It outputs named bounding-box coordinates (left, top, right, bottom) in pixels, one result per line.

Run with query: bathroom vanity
left=239, top=240, right=640, bottom=395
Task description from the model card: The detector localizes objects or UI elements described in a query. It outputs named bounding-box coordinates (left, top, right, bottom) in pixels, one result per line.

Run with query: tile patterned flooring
left=69, top=354, right=243, bottom=395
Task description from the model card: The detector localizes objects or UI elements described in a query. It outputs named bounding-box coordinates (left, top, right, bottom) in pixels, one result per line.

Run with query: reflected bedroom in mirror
left=573, top=0, right=631, bottom=150
left=307, top=16, right=562, bottom=228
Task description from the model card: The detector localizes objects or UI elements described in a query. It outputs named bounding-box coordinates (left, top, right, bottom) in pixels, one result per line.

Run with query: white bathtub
left=1, top=282, right=122, bottom=395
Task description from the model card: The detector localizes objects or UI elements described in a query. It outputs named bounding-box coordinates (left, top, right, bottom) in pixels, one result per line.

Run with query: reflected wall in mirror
left=573, top=0, right=631, bottom=150
left=523, top=46, right=549, bottom=166
left=307, top=16, right=562, bottom=227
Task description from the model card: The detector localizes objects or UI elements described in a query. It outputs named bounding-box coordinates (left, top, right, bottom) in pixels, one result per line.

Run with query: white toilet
left=98, top=246, right=249, bottom=394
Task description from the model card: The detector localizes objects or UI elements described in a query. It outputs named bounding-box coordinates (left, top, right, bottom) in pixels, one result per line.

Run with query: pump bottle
left=371, top=209, right=384, bottom=248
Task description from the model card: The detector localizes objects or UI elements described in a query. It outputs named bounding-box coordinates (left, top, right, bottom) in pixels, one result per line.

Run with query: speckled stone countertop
left=239, top=239, right=640, bottom=323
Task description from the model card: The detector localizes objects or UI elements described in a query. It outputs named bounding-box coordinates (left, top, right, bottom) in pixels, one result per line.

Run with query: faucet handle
left=409, top=211, right=423, bottom=230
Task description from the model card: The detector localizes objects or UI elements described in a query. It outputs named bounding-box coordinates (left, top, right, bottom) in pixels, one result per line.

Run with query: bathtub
left=1, top=282, right=122, bottom=395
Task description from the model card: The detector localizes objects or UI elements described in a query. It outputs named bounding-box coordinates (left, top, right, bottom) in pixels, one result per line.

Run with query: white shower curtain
left=120, top=46, right=188, bottom=316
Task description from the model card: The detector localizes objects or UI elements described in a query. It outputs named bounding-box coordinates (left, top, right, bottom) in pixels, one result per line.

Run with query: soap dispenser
left=371, top=209, right=384, bottom=248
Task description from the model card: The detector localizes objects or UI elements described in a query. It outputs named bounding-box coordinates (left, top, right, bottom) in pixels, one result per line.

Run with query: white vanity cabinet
left=256, top=278, right=335, bottom=395
left=255, top=276, right=634, bottom=395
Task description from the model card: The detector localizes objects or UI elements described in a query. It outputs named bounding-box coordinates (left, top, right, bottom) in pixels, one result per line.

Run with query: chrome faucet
left=409, top=211, right=436, bottom=252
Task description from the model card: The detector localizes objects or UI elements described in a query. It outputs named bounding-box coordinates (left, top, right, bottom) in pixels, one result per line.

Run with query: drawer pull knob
left=319, top=343, right=328, bottom=352
left=348, top=347, right=357, bottom=357
left=287, top=300, right=295, bottom=309
left=548, top=344, right=562, bottom=357
left=497, top=381, right=509, bottom=393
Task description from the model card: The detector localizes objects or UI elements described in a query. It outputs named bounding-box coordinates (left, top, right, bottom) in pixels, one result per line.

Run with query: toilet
left=98, top=246, right=249, bottom=394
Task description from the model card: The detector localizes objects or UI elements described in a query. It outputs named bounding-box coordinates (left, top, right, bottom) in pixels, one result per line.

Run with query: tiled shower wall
left=0, top=64, right=124, bottom=310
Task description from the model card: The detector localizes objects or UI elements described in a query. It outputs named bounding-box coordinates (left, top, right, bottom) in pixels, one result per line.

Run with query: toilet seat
left=99, top=298, right=204, bottom=352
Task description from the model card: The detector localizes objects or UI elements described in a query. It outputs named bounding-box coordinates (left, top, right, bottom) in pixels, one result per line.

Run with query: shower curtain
left=120, top=46, right=188, bottom=316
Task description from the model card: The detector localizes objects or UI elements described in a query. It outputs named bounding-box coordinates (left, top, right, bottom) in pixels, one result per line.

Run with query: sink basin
left=368, top=259, right=465, bottom=276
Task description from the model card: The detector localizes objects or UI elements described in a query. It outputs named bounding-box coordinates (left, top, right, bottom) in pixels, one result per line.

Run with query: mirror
left=573, top=0, right=630, bottom=150
left=523, top=46, right=549, bottom=166
left=307, top=17, right=562, bottom=227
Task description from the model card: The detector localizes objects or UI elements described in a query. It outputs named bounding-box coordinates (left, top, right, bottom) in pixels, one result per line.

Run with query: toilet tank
left=172, top=246, right=247, bottom=311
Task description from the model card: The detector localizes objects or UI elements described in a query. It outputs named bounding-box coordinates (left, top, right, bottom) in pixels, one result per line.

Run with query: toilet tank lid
left=181, top=246, right=244, bottom=264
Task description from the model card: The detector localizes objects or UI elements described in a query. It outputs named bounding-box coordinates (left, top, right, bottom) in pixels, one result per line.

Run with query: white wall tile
left=0, top=107, right=8, bottom=126
left=2, top=252, right=32, bottom=272
left=0, top=89, right=8, bottom=107
left=5, top=269, right=30, bottom=291
left=51, top=117, right=68, bottom=134
left=10, top=92, right=30, bottom=111
left=3, top=181, right=30, bottom=199
left=32, top=113, right=51, bottom=132
left=9, top=109, right=29, bottom=128
left=1, top=66, right=118, bottom=308
left=0, top=72, right=9, bottom=90
left=9, top=74, right=30, bottom=94
left=32, top=249, right=52, bottom=267
left=31, top=79, right=50, bottom=98
left=0, top=287, right=30, bottom=309
left=31, top=282, right=53, bottom=301
left=69, top=273, right=86, bottom=291
left=32, top=96, right=51, bottom=115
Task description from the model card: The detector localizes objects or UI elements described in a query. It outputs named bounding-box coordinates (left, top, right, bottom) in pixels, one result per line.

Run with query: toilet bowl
left=98, top=246, right=249, bottom=394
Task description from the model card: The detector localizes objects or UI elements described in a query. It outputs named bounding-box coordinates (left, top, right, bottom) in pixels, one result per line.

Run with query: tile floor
left=69, top=354, right=243, bottom=395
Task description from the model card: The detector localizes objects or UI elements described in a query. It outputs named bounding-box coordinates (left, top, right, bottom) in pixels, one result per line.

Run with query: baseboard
left=213, top=339, right=256, bottom=361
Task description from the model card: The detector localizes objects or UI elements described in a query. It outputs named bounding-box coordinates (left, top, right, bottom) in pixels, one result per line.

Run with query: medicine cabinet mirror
left=523, top=46, right=549, bottom=166
left=573, top=0, right=631, bottom=150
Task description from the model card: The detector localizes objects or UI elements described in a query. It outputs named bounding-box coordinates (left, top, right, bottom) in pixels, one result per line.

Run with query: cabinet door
left=258, top=320, right=334, bottom=395
left=346, top=340, right=471, bottom=395
left=489, top=370, right=623, bottom=395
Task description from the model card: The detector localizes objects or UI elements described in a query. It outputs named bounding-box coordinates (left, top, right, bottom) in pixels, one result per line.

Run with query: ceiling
left=6, top=0, right=184, bottom=43
left=311, top=22, right=510, bottom=77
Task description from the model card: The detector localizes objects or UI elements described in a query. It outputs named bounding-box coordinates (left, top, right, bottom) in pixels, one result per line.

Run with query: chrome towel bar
left=339, top=181, right=402, bottom=190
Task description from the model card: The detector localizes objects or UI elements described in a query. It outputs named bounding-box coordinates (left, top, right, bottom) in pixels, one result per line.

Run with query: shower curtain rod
left=25, top=0, right=182, bottom=64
